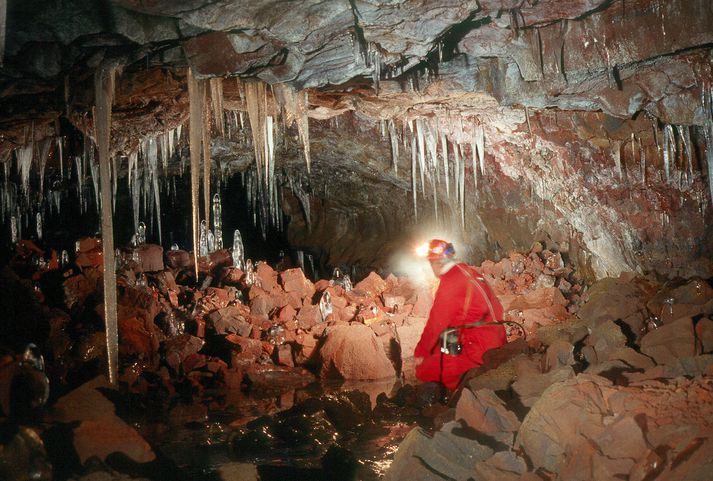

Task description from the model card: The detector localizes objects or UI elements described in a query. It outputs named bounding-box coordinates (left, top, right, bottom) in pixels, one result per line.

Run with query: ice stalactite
left=89, top=153, right=100, bottom=210
left=415, top=119, right=426, bottom=195
left=16, top=145, right=33, bottom=200
left=440, top=130, right=449, bottom=198
left=94, top=62, right=119, bottom=385
left=36, top=139, right=51, bottom=202
left=703, top=82, right=713, bottom=208
left=145, top=137, right=162, bottom=245
left=188, top=68, right=204, bottom=276
left=289, top=173, right=311, bottom=232
left=111, top=155, right=118, bottom=212
left=662, top=124, right=675, bottom=185
left=274, top=84, right=311, bottom=174
left=677, top=125, right=693, bottom=186
left=128, top=151, right=139, bottom=234
left=202, top=86, right=212, bottom=231
left=458, top=144, right=465, bottom=230
left=411, top=134, right=418, bottom=220
left=209, top=77, right=225, bottom=137
left=388, top=119, right=399, bottom=173
left=474, top=124, right=485, bottom=177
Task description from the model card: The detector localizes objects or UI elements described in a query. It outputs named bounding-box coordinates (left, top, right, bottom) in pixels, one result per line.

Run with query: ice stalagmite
left=188, top=68, right=204, bottom=277
left=94, top=62, right=119, bottom=385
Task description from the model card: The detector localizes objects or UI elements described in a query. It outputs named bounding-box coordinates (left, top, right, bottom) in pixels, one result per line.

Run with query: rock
left=585, top=320, right=629, bottom=363
left=297, top=304, right=323, bottom=329
left=593, top=415, right=649, bottom=461
left=520, top=304, right=569, bottom=331
left=255, top=262, right=279, bottom=291
left=578, top=275, right=656, bottom=325
left=319, top=324, right=396, bottom=380
left=511, top=366, right=575, bottom=408
left=411, top=288, right=434, bottom=317
left=165, top=249, right=192, bottom=270
left=385, top=421, right=493, bottom=481
left=164, top=334, right=205, bottom=371
left=0, top=426, right=52, bottom=481
left=473, top=451, right=527, bottom=481
left=382, top=293, right=406, bottom=311
left=216, top=462, right=259, bottom=481
left=280, top=268, right=315, bottom=299
left=640, top=316, right=696, bottom=365
left=501, top=287, right=567, bottom=311
left=647, top=278, right=713, bottom=323
left=133, top=244, right=164, bottom=272
left=455, top=388, right=521, bottom=434
left=244, top=364, right=315, bottom=389
left=227, top=335, right=264, bottom=367
left=395, top=317, right=427, bottom=360
left=63, top=273, right=98, bottom=309
left=543, top=339, right=575, bottom=372
left=354, top=271, right=388, bottom=297
left=516, top=374, right=614, bottom=473
left=118, top=316, right=158, bottom=358
left=533, top=273, right=555, bottom=289
left=73, top=418, right=156, bottom=464
left=249, top=293, right=274, bottom=320
left=207, top=305, right=252, bottom=336
left=697, top=318, right=713, bottom=353
left=274, top=344, right=294, bottom=367
left=52, top=377, right=155, bottom=465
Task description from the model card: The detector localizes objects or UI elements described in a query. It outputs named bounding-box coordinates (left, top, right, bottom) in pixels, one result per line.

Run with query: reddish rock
left=520, top=304, right=569, bottom=332
left=118, top=316, right=158, bottom=358
left=456, top=388, right=521, bottom=434
left=297, top=304, right=322, bottom=329
left=63, top=273, right=98, bottom=309
left=250, top=294, right=274, bottom=320
left=395, top=317, right=427, bottom=360
left=640, top=316, right=696, bottom=365
left=198, top=249, right=232, bottom=273
left=134, top=244, right=164, bottom=272
left=354, top=272, right=388, bottom=297
left=227, top=335, right=264, bottom=367
left=207, top=305, right=252, bottom=336
left=319, top=324, right=396, bottom=380
left=256, top=262, right=279, bottom=291
left=543, top=339, right=575, bottom=372
left=165, top=249, right=192, bottom=270
left=275, top=344, right=294, bottom=367
left=314, top=279, right=331, bottom=291
left=224, top=267, right=245, bottom=284
left=280, top=268, right=315, bottom=299
left=276, top=305, right=297, bottom=323
left=411, top=288, right=434, bottom=317
left=501, top=287, right=567, bottom=312
left=295, top=332, right=319, bottom=364
left=696, top=318, right=713, bottom=354
left=164, top=335, right=205, bottom=371
left=382, top=293, right=407, bottom=311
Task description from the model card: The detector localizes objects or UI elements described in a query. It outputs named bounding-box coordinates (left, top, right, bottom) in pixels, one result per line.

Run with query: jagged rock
left=354, top=272, right=388, bottom=297
left=543, top=339, right=575, bottom=372
left=697, top=318, right=713, bottom=354
left=165, top=249, right=192, bottom=270
left=640, top=316, right=696, bottom=365
left=584, top=320, right=628, bottom=364
left=255, top=262, right=279, bottom=291
left=473, top=451, right=527, bottom=481
left=280, top=268, right=315, bottom=299
left=319, top=324, right=396, bottom=380
left=63, top=273, right=98, bottom=309
left=0, top=426, right=52, bottom=481
left=578, top=275, right=657, bottom=326
left=511, top=366, right=575, bottom=408
left=227, top=335, right=264, bottom=367
left=207, top=305, right=252, bottom=336
left=297, top=304, right=322, bottom=329
left=647, top=278, right=713, bottom=323
left=164, top=334, right=205, bottom=371
left=625, top=355, right=713, bottom=382
left=275, top=344, right=294, bottom=367
left=385, top=421, right=494, bottom=481
left=455, top=388, right=521, bottom=435
left=501, top=287, right=567, bottom=311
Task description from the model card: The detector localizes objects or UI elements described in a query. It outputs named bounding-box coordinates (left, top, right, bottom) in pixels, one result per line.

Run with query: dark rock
left=640, top=316, right=696, bottom=365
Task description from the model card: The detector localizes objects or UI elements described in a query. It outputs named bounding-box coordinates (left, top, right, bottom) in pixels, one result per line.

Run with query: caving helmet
left=416, top=239, right=456, bottom=260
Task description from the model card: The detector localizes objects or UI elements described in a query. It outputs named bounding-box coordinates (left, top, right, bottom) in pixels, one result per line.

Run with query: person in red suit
left=414, top=239, right=507, bottom=391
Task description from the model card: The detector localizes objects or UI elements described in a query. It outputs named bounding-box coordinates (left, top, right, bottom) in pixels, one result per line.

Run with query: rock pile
left=386, top=274, right=713, bottom=481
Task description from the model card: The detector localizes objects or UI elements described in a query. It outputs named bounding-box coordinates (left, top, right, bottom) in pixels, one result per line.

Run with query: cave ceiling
left=0, top=0, right=712, bottom=279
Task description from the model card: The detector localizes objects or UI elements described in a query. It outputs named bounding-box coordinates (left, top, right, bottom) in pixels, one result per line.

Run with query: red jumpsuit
left=414, top=263, right=506, bottom=390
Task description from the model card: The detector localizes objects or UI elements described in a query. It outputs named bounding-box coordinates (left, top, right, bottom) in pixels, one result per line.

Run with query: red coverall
left=414, top=263, right=506, bottom=390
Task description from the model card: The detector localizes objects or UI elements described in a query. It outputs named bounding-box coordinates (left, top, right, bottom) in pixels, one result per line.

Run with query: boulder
left=165, top=249, right=192, bottom=270
left=395, top=317, right=427, bottom=360
left=227, top=335, right=264, bottom=367
left=543, top=339, right=575, bottom=372
left=578, top=275, right=656, bottom=325
left=280, top=268, right=315, bottom=299
left=319, top=324, right=396, bottom=380
left=354, top=272, right=388, bottom=297
left=164, top=334, right=205, bottom=371
left=473, top=451, right=528, bottom=481
left=455, top=388, right=521, bottom=434
left=385, top=422, right=493, bottom=481
left=696, top=318, right=713, bottom=353
left=511, top=366, right=575, bottom=407
left=501, top=287, right=567, bottom=311
left=640, top=316, right=696, bottom=365
left=297, top=304, right=322, bottom=329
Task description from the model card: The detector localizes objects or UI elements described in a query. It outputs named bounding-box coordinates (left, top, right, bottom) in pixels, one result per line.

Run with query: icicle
left=36, top=212, right=42, bottom=240
left=94, top=62, right=119, bottom=385
left=111, top=155, right=118, bottom=212
left=474, top=124, right=485, bottom=176
left=274, top=84, right=311, bottom=174
left=16, top=145, right=33, bottom=200
left=388, top=119, right=399, bottom=173
left=209, top=77, right=225, bottom=137
left=677, top=125, right=693, bottom=186
left=470, top=130, right=478, bottom=190
left=57, top=137, right=64, bottom=180
left=128, top=151, right=139, bottom=233
left=146, top=137, right=162, bottom=245
left=188, top=68, right=204, bottom=277
left=662, top=125, right=676, bottom=184
left=89, top=152, right=100, bottom=210
left=440, top=130, right=449, bottom=198
left=459, top=144, right=465, bottom=230
left=296, top=250, right=305, bottom=272
left=415, top=119, right=426, bottom=193
left=640, top=138, right=646, bottom=186
left=411, top=135, right=418, bottom=220
left=202, top=90, right=212, bottom=230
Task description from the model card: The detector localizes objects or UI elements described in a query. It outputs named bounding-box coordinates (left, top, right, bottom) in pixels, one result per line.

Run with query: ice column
left=94, top=62, right=119, bottom=385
